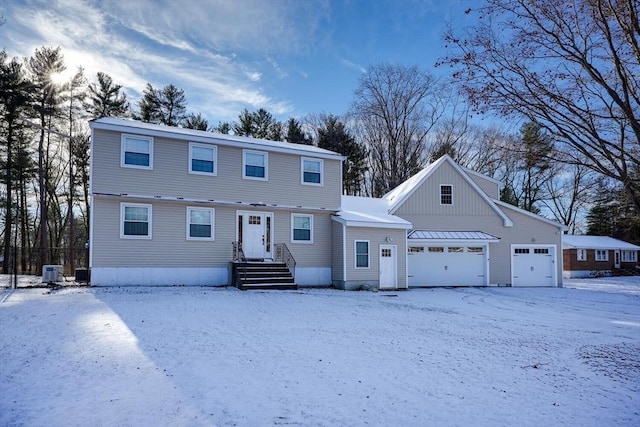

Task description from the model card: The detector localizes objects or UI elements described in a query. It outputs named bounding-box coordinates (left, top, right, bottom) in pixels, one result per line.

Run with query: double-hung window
left=189, top=143, right=217, bottom=175
left=301, top=158, right=323, bottom=185
left=595, top=249, right=608, bottom=261
left=243, top=150, right=268, bottom=180
left=122, top=135, right=153, bottom=169
left=355, top=240, right=370, bottom=268
left=440, top=185, right=452, bottom=205
left=622, top=250, right=637, bottom=262
left=291, top=214, right=313, bottom=243
left=187, top=207, right=215, bottom=240
left=577, top=249, right=587, bottom=261
left=121, top=203, right=152, bottom=239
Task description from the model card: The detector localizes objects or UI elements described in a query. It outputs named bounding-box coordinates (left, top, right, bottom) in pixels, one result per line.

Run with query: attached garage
left=511, top=245, right=557, bottom=287
left=407, top=231, right=499, bottom=287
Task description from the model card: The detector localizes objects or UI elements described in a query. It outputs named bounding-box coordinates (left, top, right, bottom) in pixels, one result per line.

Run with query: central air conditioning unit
left=42, top=265, right=64, bottom=283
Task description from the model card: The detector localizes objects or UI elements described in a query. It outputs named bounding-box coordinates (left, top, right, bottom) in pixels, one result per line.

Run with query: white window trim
left=189, top=142, right=217, bottom=176
left=301, top=157, right=324, bottom=186
left=186, top=207, right=215, bottom=241
left=121, top=134, right=153, bottom=170
left=622, top=250, right=637, bottom=262
left=120, top=203, right=152, bottom=239
left=577, top=248, right=587, bottom=261
left=355, top=240, right=370, bottom=269
left=440, top=184, right=453, bottom=205
left=595, top=249, right=609, bottom=261
left=242, top=149, right=268, bottom=181
left=291, top=213, right=313, bottom=244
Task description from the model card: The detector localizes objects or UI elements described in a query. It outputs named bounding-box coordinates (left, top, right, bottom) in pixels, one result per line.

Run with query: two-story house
left=89, top=117, right=563, bottom=289
left=89, top=117, right=344, bottom=287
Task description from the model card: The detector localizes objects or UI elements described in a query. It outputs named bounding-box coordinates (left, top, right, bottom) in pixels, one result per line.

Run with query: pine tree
left=285, top=118, right=311, bottom=145
left=317, top=116, right=367, bottom=195
left=183, top=112, right=209, bottom=130
left=232, top=108, right=283, bottom=141
left=136, top=83, right=187, bottom=126
left=86, top=72, right=129, bottom=118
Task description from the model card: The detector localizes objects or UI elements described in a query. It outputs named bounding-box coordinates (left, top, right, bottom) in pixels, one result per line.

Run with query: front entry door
left=379, top=245, right=397, bottom=290
left=614, top=250, right=621, bottom=268
left=243, top=213, right=266, bottom=259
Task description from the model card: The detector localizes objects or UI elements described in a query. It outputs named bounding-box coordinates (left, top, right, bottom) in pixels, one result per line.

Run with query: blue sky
left=1, top=0, right=474, bottom=124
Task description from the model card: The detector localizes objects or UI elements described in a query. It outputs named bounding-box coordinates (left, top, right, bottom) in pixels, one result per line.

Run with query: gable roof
left=493, top=199, right=565, bottom=230
left=563, top=235, right=640, bottom=250
left=382, top=155, right=514, bottom=227
left=90, top=117, right=345, bottom=161
left=333, top=195, right=412, bottom=229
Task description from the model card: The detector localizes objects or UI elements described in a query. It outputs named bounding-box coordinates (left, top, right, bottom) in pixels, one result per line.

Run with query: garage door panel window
left=428, top=247, right=444, bottom=253
left=355, top=241, right=370, bottom=268
left=534, top=248, right=549, bottom=254
left=468, top=247, right=484, bottom=254
left=408, top=246, right=424, bottom=253
left=514, top=248, right=529, bottom=254
left=448, top=247, right=463, bottom=253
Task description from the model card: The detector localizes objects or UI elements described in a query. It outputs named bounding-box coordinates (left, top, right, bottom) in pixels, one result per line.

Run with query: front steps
left=232, top=262, right=297, bottom=290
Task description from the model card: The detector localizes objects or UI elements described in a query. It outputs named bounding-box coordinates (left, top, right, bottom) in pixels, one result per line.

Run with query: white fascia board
left=494, top=199, right=565, bottom=230
left=90, top=120, right=345, bottom=161
left=93, top=192, right=339, bottom=213
left=331, top=216, right=412, bottom=230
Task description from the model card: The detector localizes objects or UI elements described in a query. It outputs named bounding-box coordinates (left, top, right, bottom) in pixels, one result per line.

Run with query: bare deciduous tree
left=350, top=63, right=447, bottom=196
left=441, top=0, right=640, bottom=209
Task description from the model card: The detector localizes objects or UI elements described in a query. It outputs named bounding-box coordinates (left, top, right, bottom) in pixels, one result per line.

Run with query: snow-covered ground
left=1, top=277, right=638, bottom=426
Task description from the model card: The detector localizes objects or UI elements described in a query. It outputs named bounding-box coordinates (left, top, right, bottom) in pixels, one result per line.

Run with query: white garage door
left=408, top=245, right=487, bottom=287
left=511, top=246, right=556, bottom=287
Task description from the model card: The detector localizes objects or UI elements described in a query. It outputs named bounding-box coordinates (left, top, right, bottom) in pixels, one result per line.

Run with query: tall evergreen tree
left=137, top=83, right=187, bottom=126
left=213, top=121, right=231, bottom=134
left=514, top=122, right=555, bottom=213
left=0, top=51, right=32, bottom=273
left=285, top=117, right=311, bottom=145
left=233, top=108, right=283, bottom=140
left=317, top=115, right=368, bottom=195
left=183, top=112, right=209, bottom=131
left=86, top=71, right=129, bottom=118
left=28, top=46, right=65, bottom=269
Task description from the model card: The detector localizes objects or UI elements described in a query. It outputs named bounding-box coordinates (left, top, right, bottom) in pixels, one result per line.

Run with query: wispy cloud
left=339, top=58, right=367, bottom=73
left=3, top=0, right=329, bottom=120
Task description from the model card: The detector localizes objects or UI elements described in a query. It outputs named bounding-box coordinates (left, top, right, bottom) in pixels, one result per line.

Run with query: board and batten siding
left=344, top=227, right=407, bottom=289
left=92, top=129, right=341, bottom=209
left=393, top=161, right=497, bottom=218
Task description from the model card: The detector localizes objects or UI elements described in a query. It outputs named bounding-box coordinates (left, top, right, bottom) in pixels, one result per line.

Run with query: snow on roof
left=90, top=117, right=345, bottom=160
left=335, top=195, right=412, bottom=229
left=563, top=235, right=640, bottom=250
left=382, top=162, right=437, bottom=206
left=408, top=230, right=500, bottom=241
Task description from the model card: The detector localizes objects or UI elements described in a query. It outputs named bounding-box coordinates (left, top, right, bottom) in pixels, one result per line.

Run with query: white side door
left=379, top=245, right=397, bottom=290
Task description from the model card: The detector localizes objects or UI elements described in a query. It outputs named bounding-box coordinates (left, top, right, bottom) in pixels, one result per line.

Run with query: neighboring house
left=89, top=118, right=564, bottom=289
left=562, top=235, right=640, bottom=278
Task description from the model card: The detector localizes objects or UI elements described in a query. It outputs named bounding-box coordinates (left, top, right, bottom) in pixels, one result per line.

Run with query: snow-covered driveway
left=1, top=278, right=639, bottom=426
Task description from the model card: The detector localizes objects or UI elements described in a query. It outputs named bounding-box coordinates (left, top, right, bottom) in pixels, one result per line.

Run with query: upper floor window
left=243, top=150, right=268, bottom=180
left=355, top=240, right=370, bottom=268
left=187, top=207, right=215, bottom=240
left=121, top=203, right=152, bottom=239
left=595, top=249, right=608, bottom=261
left=301, top=158, right=323, bottom=186
left=577, top=249, right=587, bottom=261
left=122, top=134, right=153, bottom=169
left=291, top=214, right=313, bottom=243
left=440, top=185, right=452, bottom=205
left=189, top=143, right=217, bottom=175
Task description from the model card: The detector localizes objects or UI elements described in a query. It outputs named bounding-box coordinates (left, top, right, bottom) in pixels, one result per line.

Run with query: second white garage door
left=408, top=244, right=488, bottom=287
left=511, top=245, right=556, bottom=287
